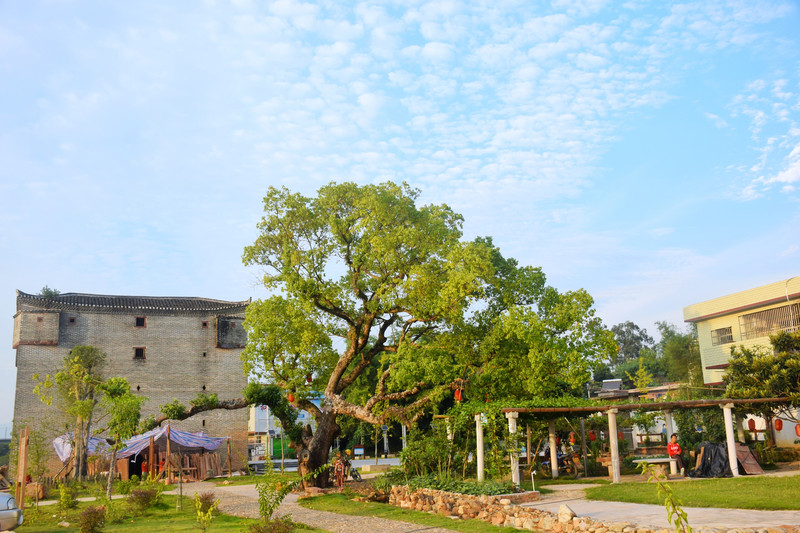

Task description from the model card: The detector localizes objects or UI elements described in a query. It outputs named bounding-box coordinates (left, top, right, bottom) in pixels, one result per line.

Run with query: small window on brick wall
left=37, top=317, right=43, bottom=323
left=68, top=317, right=76, bottom=325
left=135, top=316, right=146, bottom=328
left=202, top=321, right=209, bottom=329
left=134, top=347, right=146, bottom=360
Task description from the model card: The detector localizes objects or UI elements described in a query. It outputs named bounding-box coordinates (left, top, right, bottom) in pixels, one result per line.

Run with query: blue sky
left=1, top=0, right=799, bottom=426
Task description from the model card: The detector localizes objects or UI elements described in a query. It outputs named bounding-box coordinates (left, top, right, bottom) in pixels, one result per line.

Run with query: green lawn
left=17, top=495, right=317, bottom=532
left=212, top=472, right=300, bottom=487
left=585, top=475, right=800, bottom=510
left=299, top=492, right=519, bottom=533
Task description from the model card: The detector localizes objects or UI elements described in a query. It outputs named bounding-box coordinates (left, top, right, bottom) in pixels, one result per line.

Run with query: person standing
left=334, top=452, right=346, bottom=490
left=667, top=433, right=686, bottom=476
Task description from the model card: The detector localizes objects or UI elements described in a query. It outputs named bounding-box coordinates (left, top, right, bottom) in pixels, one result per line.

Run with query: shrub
left=115, top=479, right=133, bottom=495
left=194, top=491, right=219, bottom=532
left=404, top=473, right=516, bottom=496
left=195, top=490, right=219, bottom=514
left=247, top=516, right=294, bottom=533
left=127, top=488, right=160, bottom=514
left=78, top=505, right=106, bottom=533
left=58, top=483, right=78, bottom=510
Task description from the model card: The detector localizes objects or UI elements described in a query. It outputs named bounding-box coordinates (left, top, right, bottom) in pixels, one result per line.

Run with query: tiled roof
left=17, top=290, right=250, bottom=312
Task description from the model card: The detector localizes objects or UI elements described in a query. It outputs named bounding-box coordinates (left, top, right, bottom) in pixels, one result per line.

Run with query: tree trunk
left=295, top=411, right=340, bottom=489
left=106, top=448, right=117, bottom=499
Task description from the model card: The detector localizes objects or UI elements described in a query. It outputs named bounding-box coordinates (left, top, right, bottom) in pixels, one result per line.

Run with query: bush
left=195, top=491, right=219, bottom=514
left=58, top=483, right=78, bottom=510
left=115, top=479, right=133, bottom=495
left=404, top=473, right=516, bottom=496
left=127, top=488, right=160, bottom=514
left=78, top=505, right=106, bottom=533
left=247, top=516, right=294, bottom=533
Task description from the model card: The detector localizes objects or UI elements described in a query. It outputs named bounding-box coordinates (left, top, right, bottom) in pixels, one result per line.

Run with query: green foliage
left=403, top=474, right=517, bottom=496
left=611, top=321, right=654, bottom=366
left=243, top=383, right=304, bottom=444
left=59, top=483, right=79, bottom=510
left=190, top=393, right=219, bottom=411
left=34, top=345, right=106, bottom=480
left=626, top=357, right=655, bottom=390
left=246, top=516, right=295, bottom=533
left=38, top=285, right=61, bottom=299
left=161, top=399, right=188, bottom=420
left=194, top=491, right=219, bottom=532
left=725, top=331, right=800, bottom=421
left=78, top=505, right=106, bottom=533
left=657, top=322, right=702, bottom=385
left=399, top=427, right=455, bottom=477
left=637, top=461, right=693, bottom=532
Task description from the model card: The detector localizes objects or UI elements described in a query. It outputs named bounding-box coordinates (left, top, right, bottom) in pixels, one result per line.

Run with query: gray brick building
left=12, top=290, right=251, bottom=472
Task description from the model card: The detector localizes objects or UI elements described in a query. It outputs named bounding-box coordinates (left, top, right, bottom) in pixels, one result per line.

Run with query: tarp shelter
left=117, top=426, right=226, bottom=458
left=53, top=435, right=110, bottom=462
left=116, top=425, right=228, bottom=481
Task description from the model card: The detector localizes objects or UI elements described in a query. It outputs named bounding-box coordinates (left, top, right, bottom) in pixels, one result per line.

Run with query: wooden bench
left=632, top=457, right=678, bottom=478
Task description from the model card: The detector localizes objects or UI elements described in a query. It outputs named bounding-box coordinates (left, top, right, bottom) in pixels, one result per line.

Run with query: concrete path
left=527, top=484, right=800, bottom=529
left=524, top=469, right=800, bottom=530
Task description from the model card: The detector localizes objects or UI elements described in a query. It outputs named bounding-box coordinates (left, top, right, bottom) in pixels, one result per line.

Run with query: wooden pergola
left=471, top=397, right=791, bottom=484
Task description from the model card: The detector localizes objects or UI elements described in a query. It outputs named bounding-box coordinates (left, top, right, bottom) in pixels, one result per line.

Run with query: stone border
left=388, top=486, right=800, bottom=533
left=390, top=485, right=590, bottom=531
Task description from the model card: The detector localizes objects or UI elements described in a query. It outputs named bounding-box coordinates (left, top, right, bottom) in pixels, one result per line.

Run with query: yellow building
left=683, top=276, right=800, bottom=385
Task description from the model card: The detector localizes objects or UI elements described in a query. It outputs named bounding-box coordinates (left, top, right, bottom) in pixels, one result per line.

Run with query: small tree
left=34, top=345, right=106, bottom=480
left=100, top=378, right=145, bottom=498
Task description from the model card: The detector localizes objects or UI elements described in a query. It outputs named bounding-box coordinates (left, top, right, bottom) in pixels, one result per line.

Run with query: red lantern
left=748, top=419, right=756, bottom=431
left=795, top=424, right=800, bottom=438
left=287, top=392, right=295, bottom=403
left=306, top=374, right=313, bottom=384
left=589, top=431, right=597, bottom=442
left=454, top=389, right=462, bottom=402
left=775, top=419, right=783, bottom=431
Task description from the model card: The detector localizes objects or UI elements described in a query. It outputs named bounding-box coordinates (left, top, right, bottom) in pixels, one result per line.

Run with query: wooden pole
left=15, top=427, right=29, bottom=510
left=148, top=435, right=156, bottom=480
left=227, top=438, right=232, bottom=478
left=166, top=425, right=173, bottom=484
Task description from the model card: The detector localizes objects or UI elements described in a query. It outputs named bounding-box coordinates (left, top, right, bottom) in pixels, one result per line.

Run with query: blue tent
left=117, top=425, right=226, bottom=459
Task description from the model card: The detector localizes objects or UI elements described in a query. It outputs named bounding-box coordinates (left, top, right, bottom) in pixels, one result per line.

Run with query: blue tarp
left=53, top=435, right=110, bottom=461
left=117, top=425, right=226, bottom=459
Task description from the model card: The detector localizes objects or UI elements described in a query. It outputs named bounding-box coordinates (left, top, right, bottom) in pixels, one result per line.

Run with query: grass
left=212, top=472, right=300, bottom=487
left=586, top=475, right=800, bottom=510
left=299, top=492, right=520, bottom=533
left=18, top=495, right=318, bottom=532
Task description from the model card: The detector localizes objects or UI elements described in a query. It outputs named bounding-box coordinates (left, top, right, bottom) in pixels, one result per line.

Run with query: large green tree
left=241, top=182, right=615, bottom=485
left=242, top=182, right=492, bottom=483
left=610, top=321, right=654, bottom=366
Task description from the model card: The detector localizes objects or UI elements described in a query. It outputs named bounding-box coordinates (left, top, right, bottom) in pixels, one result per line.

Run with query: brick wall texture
left=12, top=291, right=251, bottom=474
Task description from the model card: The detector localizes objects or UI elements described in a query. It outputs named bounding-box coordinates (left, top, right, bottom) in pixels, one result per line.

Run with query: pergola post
left=607, top=408, right=621, bottom=483
left=721, top=403, right=740, bottom=477
left=664, top=410, right=675, bottom=439
left=475, top=414, right=485, bottom=482
left=548, top=419, right=559, bottom=479
left=506, top=412, right=519, bottom=486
